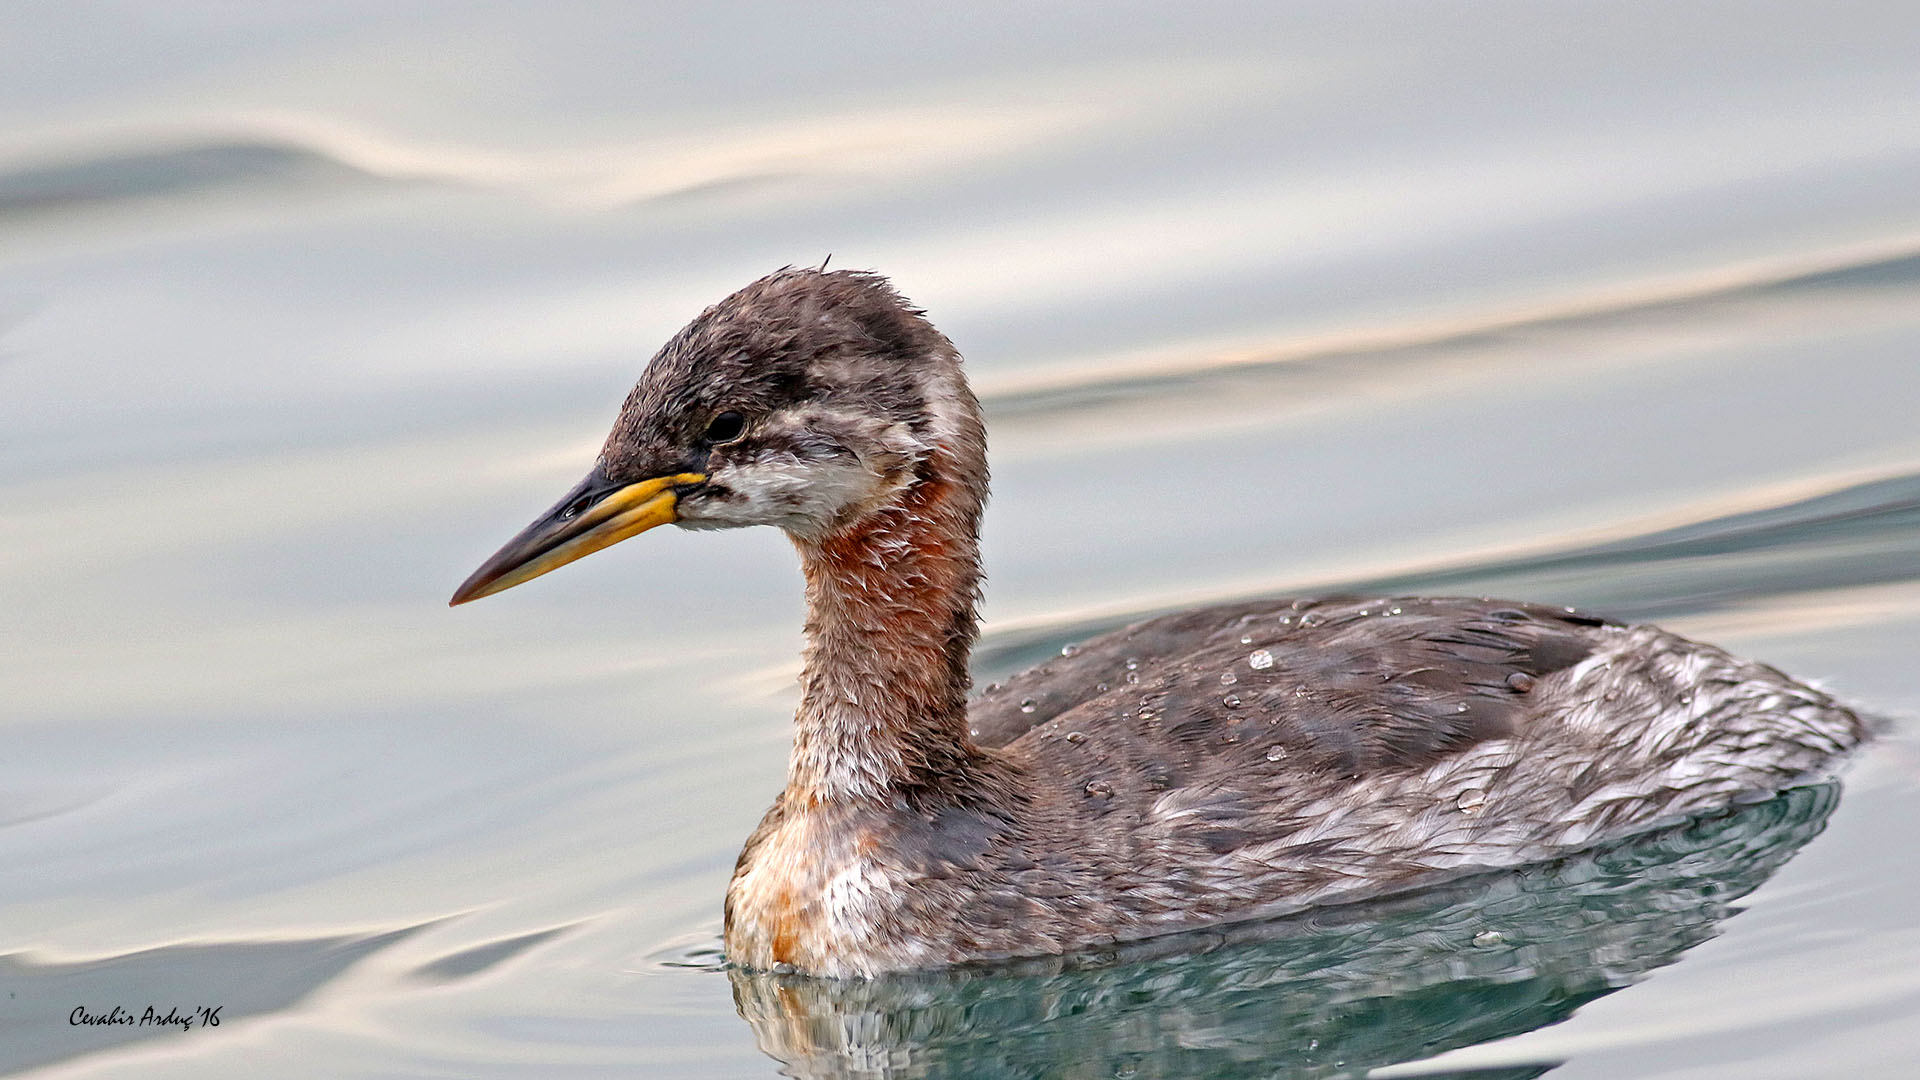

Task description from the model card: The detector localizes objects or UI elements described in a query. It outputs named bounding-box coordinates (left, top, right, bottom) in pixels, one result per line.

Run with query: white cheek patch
left=679, top=451, right=886, bottom=536
left=678, top=409, right=930, bottom=536
left=915, top=349, right=970, bottom=449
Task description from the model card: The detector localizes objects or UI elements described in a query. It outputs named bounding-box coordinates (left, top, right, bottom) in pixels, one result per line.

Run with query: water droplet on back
left=1019, top=698, right=1037, bottom=714
left=1064, top=730, right=1087, bottom=744
left=1084, top=779, right=1113, bottom=798
left=1456, top=788, right=1487, bottom=814
left=1060, top=644, right=1080, bottom=657
left=1222, top=693, right=1242, bottom=708
left=1265, top=745, right=1287, bottom=761
left=1248, top=649, right=1274, bottom=670
left=1219, top=672, right=1237, bottom=686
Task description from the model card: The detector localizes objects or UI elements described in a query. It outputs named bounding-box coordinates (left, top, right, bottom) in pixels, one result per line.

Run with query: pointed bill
left=450, top=471, right=706, bottom=605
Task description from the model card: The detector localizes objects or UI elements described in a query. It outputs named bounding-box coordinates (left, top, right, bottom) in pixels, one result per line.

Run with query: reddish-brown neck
left=787, top=451, right=986, bottom=804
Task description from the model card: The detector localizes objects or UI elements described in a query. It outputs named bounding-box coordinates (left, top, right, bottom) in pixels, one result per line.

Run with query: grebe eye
left=559, top=493, right=594, bottom=520
left=705, top=410, right=746, bottom=444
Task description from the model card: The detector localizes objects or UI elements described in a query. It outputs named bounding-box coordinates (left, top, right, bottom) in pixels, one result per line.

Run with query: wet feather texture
left=482, top=268, right=1868, bottom=977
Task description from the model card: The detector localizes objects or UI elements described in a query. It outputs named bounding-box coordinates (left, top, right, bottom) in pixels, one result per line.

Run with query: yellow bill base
left=450, top=472, right=707, bottom=605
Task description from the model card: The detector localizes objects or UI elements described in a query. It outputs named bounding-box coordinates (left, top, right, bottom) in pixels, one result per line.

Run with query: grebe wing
left=971, top=597, right=1616, bottom=774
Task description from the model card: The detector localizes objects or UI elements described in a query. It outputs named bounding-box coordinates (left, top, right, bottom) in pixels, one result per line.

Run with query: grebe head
left=450, top=268, right=979, bottom=605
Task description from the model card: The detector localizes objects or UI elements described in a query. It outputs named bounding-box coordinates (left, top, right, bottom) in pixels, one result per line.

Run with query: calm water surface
left=3, top=5, right=1919, bottom=1078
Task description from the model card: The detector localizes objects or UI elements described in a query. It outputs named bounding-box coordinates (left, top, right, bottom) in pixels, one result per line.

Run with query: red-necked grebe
left=451, top=268, right=1865, bottom=977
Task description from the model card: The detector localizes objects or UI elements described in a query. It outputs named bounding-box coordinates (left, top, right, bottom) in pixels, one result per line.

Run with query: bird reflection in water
left=730, top=783, right=1838, bottom=1080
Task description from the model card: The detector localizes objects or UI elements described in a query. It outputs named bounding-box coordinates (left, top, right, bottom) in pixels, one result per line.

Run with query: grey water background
left=3, top=3, right=1919, bottom=1077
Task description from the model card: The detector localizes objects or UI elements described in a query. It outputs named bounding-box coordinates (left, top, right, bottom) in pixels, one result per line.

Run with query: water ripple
left=975, top=468, right=1920, bottom=678
left=978, top=238, right=1920, bottom=432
